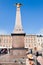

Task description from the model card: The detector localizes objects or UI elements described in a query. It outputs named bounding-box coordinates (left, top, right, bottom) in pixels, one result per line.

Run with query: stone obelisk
left=14, top=3, right=24, bottom=34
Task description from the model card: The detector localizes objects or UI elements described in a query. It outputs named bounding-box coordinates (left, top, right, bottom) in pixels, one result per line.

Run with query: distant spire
left=13, top=3, right=24, bottom=34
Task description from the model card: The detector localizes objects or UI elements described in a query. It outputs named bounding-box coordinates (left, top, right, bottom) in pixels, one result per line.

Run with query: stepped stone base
left=10, top=48, right=28, bottom=58
left=0, top=48, right=28, bottom=65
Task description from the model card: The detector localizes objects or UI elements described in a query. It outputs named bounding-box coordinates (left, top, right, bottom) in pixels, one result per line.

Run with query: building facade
left=25, top=35, right=43, bottom=51
left=0, top=35, right=12, bottom=48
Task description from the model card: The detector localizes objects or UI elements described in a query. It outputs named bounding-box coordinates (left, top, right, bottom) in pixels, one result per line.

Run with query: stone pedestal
left=11, top=33, right=25, bottom=48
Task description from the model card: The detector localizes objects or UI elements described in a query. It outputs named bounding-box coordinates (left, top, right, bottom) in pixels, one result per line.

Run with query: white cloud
left=37, top=28, right=43, bottom=35
left=0, top=29, right=8, bottom=35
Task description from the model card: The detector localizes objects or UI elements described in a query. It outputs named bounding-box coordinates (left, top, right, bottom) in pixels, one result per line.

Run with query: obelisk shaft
left=14, top=3, right=24, bottom=34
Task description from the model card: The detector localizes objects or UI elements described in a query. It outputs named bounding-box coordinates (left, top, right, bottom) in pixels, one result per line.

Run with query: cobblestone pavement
left=0, top=63, right=25, bottom=65
left=0, top=54, right=26, bottom=65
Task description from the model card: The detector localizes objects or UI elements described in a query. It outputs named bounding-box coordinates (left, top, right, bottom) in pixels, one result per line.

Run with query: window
left=39, top=43, right=40, bottom=45
left=41, top=39, right=43, bottom=42
left=34, top=44, right=36, bottom=46
left=0, top=39, right=1, bottom=43
left=4, top=39, right=8, bottom=43
left=38, top=39, right=39, bottom=42
left=41, top=43, right=43, bottom=48
left=26, top=39, right=27, bottom=43
left=29, top=44, right=30, bottom=47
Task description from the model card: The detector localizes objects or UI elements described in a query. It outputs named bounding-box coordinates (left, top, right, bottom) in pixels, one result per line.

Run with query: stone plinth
left=11, top=33, right=25, bottom=48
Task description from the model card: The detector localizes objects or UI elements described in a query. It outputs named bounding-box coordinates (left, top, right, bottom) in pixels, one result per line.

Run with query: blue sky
left=0, top=0, right=43, bottom=35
